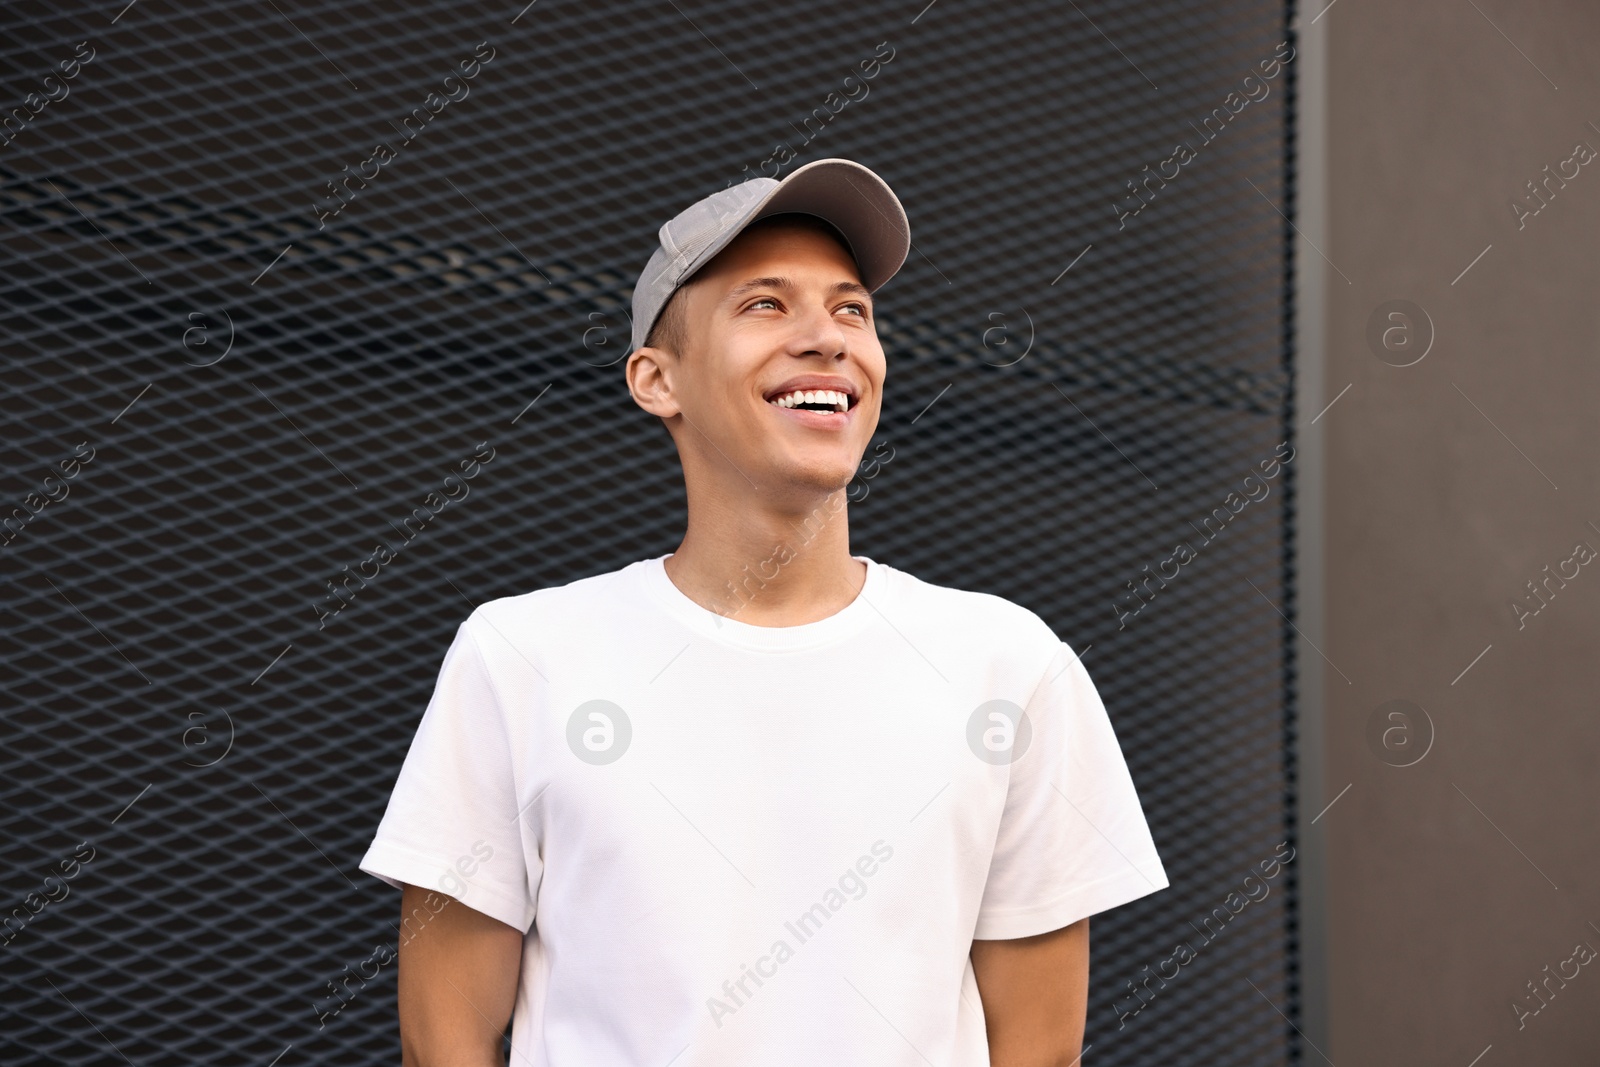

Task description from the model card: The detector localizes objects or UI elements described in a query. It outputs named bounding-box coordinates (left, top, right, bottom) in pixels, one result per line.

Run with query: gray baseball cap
left=629, top=158, right=911, bottom=355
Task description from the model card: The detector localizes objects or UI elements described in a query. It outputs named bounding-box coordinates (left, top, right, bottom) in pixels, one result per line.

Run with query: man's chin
left=761, top=458, right=859, bottom=501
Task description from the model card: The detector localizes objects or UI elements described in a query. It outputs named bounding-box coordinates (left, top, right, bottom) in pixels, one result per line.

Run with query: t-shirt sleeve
left=358, top=610, right=539, bottom=933
left=973, top=640, right=1168, bottom=940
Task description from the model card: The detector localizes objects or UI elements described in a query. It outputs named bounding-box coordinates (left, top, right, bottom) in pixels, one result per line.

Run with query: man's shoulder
left=462, top=559, right=643, bottom=644
left=882, top=562, right=1061, bottom=650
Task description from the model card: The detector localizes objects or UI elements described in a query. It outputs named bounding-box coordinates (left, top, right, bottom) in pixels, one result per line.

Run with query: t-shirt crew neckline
left=642, top=552, right=885, bottom=652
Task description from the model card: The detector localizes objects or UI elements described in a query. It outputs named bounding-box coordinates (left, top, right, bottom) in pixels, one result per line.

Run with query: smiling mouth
left=766, top=389, right=853, bottom=414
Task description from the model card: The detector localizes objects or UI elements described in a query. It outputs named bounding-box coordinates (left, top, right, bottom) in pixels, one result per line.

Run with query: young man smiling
left=360, top=158, right=1169, bottom=1066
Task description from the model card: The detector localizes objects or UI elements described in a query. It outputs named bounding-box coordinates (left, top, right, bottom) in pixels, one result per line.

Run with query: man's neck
left=663, top=488, right=867, bottom=627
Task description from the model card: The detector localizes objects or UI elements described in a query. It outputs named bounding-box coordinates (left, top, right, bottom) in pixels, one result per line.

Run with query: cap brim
left=683, top=158, right=911, bottom=293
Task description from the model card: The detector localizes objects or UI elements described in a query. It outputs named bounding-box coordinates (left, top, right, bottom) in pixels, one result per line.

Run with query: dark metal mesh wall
left=0, top=1, right=1301, bottom=1064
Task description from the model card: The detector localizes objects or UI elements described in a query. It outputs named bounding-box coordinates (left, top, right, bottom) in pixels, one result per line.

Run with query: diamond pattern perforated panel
left=0, top=0, right=1301, bottom=1063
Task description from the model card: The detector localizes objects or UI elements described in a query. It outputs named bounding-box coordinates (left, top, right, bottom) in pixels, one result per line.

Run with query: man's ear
left=625, top=345, right=681, bottom=419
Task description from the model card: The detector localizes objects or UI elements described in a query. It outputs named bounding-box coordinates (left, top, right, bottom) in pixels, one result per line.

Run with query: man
left=360, top=158, right=1168, bottom=1066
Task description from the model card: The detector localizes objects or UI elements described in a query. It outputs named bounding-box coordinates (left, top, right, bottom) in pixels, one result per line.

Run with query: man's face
left=642, top=220, right=886, bottom=498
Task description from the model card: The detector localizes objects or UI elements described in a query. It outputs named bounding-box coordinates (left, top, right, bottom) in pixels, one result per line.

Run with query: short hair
left=642, top=212, right=856, bottom=361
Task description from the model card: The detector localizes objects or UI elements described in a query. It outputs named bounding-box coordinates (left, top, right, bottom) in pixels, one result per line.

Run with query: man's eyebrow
left=722, top=276, right=874, bottom=305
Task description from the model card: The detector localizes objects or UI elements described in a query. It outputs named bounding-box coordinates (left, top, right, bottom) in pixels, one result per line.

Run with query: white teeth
left=768, top=389, right=850, bottom=413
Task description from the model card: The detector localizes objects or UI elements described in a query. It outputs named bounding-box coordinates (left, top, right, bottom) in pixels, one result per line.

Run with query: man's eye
left=749, top=297, right=779, bottom=310
left=840, top=303, right=866, bottom=317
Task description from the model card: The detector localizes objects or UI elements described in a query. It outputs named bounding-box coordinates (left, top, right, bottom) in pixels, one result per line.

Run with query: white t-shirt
left=360, top=554, right=1168, bottom=1066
